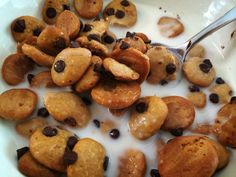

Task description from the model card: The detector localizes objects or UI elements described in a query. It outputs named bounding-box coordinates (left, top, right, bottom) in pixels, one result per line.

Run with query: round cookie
left=67, top=138, right=106, bottom=177
left=11, top=16, right=45, bottom=42
left=187, top=91, right=206, bottom=108
left=74, top=0, right=103, bottom=19
left=0, top=89, right=37, bottom=121
left=44, top=92, right=91, bottom=127
left=158, top=136, right=219, bottom=177
left=103, top=0, right=137, bottom=27
left=183, top=57, right=216, bottom=87
left=29, top=126, right=73, bottom=172
left=209, top=83, right=232, bottom=104
left=91, top=80, right=141, bottom=109
left=51, top=48, right=91, bottom=87
left=161, top=96, right=195, bottom=130
left=129, top=96, right=168, bottom=140
left=42, top=0, right=70, bottom=24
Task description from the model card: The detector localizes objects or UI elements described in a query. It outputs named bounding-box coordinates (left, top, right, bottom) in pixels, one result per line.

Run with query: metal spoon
left=152, top=6, right=236, bottom=63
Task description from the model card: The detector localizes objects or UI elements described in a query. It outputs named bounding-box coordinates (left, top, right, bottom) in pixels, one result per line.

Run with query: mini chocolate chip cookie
left=210, top=83, right=232, bottom=104
left=11, top=16, right=45, bottom=42
left=187, top=91, right=206, bottom=108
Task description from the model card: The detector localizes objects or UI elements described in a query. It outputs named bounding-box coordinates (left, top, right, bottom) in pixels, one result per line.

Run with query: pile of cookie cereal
left=0, top=0, right=236, bottom=177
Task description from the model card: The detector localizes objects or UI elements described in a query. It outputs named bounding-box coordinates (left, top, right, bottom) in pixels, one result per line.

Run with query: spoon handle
left=185, top=6, right=236, bottom=53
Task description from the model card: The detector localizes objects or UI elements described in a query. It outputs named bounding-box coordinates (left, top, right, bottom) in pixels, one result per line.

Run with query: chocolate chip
left=64, top=117, right=77, bottom=127
left=81, top=96, right=92, bottom=106
left=166, top=63, right=176, bottom=74
left=216, top=77, right=225, bottom=84
left=63, top=148, right=78, bottom=165
left=109, top=129, right=120, bottom=139
left=16, top=147, right=29, bottom=160
left=79, top=20, right=83, bottom=32
left=70, top=41, right=80, bottom=48
left=135, top=102, right=148, bottom=113
left=126, top=31, right=136, bottom=38
left=46, top=7, right=57, bottom=18
left=105, top=8, right=115, bottom=16
left=83, top=24, right=92, bottom=32
left=67, top=136, right=78, bottom=150
left=42, top=126, right=58, bottom=137
left=27, top=74, right=34, bottom=84
left=160, top=80, right=168, bottom=86
left=209, top=93, right=219, bottom=104
left=199, top=63, right=211, bottom=73
left=13, top=19, right=26, bottom=33
left=93, top=15, right=101, bottom=21
left=37, top=107, right=49, bottom=118
left=170, top=128, right=183, bottom=136
left=120, top=0, right=130, bottom=7
left=115, top=10, right=125, bottom=19
left=203, top=59, right=213, bottom=68
left=63, top=4, right=70, bottom=10
left=87, top=34, right=100, bottom=42
left=33, top=28, right=42, bottom=36
left=102, top=34, right=114, bottom=44
left=144, top=39, right=152, bottom=44
left=103, top=156, right=109, bottom=171
left=150, top=169, right=161, bottom=177
left=120, top=41, right=130, bottom=50
left=230, top=96, right=236, bottom=104
left=188, top=85, right=200, bottom=92
left=54, top=60, right=66, bottom=73
left=93, top=119, right=100, bottom=128
left=54, top=37, right=67, bottom=50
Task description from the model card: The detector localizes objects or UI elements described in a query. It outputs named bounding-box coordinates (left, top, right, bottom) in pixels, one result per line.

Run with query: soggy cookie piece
left=18, top=151, right=59, bottom=177
left=30, top=71, right=57, bottom=88
left=91, top=80, right=141, bottom=109
left=2, top=53, right=34, bottom=85
left=103, top=0, right=137, bottom=27
left=11, top=16, right=45, bottom=42
left=162, top=96, right=195, bottom=130
left=37, top=26, right=69, bottom=56
left=183, top=57, right=216, bottom=87
left=103, top=58, right=140, bottom=81
left=129, top=96, right=168, bottom=140
left=158, top=16, right=184, bottom=38
left=30, top=126, right=73, bottom=172
left=74, top=0, right=103, bottom=19
left=187, top=91, right=206, bottom=108
left=44, top=92, right=90, bottom=127
left=0, top=89, right=37, bottom=121
left=51, top=48, right=91, bottom=87
left=42, top=0, right=70, bottom=24
left=146, top=46, right=179, bottom=84
left=67, top=138, right=106, bottom=177
left=158, top=136, right=219, bottom=177
left=118, top=149, right=146, bottom=177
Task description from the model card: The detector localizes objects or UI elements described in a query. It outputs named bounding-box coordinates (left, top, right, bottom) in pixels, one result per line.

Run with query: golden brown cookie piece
left=42, top=0, right=70, bottom=25
left=187, top=44, right=205, bottom=58
left=74, top=55, right=102, bottom=93
left=129, top=96, right=168, bottom=140
left=100, top=120, right=116, bottom=134
left=146, top=46, right=179, bottom=84
left=109, top=108, right=129, bottom=117
left=158, top=16, right=184, bottom=38
left=30, top=126, right=73, bottom=172
left=111, top=48, right=150, bottom=83
left=183, top=57, right=216, bottom=87
left=74, top=0, right=103, bottom=19
left=67, top=138, right=106, bottom=177
left=91, top=80, right=141, bottom=109
left=2, top=53, right=34, bottom=85
left=18, top=151, right=59, bottom=177
left=210, top=83, right=232, bottom=104
left=162, top=96, right=195, bottom=130
left=118, top=149, right=146, bottom=177
left=76, top=36, right=109, bottom=57
left=187, top=92, right=206, bottom=108
left=17, top=36, right=38, bottom=53
left=11, top=16, right=45, bottom=42
left=22, top=44, right=55, bottom=67
left=51, top=48, right=91, bottom=87
left=103, top=58, right=140, bottom=81
left=158, top=136, right=219, bottom=177
left=30, top=71, right=57, bottom=88
left=16, top=117, right=48, bottom=138
left=56, top=10, right=81, bottom=39
left=37, top=26, right=69, bottom=56
left=44, top=92, right=91, bottom=127
left=103, top=0, right=137, bottom=27
left=0, top=89, right=37, bottom=121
